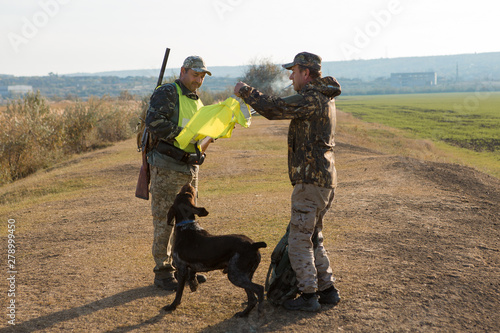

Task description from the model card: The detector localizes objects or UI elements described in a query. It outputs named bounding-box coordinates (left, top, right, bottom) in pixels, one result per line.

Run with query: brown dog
left=163, top=183, right=267, bottom=317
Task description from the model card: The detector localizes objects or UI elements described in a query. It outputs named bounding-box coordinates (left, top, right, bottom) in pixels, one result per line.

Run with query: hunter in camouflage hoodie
left=235, top=52, right=342, bottom=312
left=237, top=71, right=341, bottom=189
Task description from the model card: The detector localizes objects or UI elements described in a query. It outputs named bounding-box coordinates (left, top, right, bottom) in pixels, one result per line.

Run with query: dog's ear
left=167, top=204, right=176, bottom=226
left=195, top=207, right=209, bottom=217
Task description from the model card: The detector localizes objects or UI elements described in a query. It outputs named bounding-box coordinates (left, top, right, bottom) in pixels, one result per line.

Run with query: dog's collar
left=176, top=220, right=197, bottom=227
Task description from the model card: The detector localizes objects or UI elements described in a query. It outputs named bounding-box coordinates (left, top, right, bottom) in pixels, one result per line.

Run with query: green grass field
left=337, top=92, right=500, bottom=177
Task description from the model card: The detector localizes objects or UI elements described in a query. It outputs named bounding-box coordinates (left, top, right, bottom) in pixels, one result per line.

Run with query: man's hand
left=234, top=81, right=249, bottom=97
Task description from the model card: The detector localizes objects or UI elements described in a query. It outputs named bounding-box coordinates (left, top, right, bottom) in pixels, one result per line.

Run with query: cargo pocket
left=290, top=199, right=317, bottom=235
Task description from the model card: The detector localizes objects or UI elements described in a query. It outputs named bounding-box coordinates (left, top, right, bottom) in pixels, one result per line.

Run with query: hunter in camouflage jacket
left=238, top=76, right=341, bottom=189
left=146, top=79, right=199, bottom=144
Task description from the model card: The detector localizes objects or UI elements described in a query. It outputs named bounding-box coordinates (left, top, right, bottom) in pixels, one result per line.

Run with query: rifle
left=135, top=47, right=171, bottom=200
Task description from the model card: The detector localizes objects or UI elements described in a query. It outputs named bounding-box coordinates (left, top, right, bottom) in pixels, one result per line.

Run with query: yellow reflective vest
left=175, top=97, right=251, bottom=150
left=173, top=82, right=204, bottom=153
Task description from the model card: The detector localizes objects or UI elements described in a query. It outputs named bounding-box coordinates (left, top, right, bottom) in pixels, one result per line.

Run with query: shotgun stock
left=199, top=136, right=214, bottom=153
left=135, top=47, right=171, bottom=200
left=135, top=148, right=150, bottom=200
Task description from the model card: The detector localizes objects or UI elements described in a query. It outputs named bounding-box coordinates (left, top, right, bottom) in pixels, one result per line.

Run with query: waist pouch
left=156, top=141, right=205, bottom=165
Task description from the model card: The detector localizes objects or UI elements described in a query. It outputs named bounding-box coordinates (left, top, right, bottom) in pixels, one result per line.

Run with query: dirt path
left=1, top=117, right=499, bottom=332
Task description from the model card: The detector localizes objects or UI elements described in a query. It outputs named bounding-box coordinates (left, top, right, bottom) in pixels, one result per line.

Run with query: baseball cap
left=182, top=56, right=212, bottom=76
left=282, top=52, right=322, bottom=71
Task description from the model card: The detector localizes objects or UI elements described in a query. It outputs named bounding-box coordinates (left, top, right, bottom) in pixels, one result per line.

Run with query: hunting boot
left=154, top=272, right=178, bottom=291
left=317, top=285, right=341, bottom=305
left=283, top=293, right=321, bottom=312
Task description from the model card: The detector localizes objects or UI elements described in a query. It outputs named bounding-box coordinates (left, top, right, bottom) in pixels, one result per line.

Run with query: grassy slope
left=337, top=92, right=500, bottom=178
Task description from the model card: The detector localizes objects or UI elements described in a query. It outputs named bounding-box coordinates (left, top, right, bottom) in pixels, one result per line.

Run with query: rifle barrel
left=157, top=48, right=171, bottom=88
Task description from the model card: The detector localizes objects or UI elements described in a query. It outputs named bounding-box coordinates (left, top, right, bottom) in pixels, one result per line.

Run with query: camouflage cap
left=182, top=56, right=212, bottom=76
left=282, top=52, right=322, bottom=71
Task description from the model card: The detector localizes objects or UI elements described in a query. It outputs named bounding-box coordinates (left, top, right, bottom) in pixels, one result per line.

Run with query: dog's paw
left=233, top=311, right=250, bottom=318
left=257, top=302, right=264, bottom=316
left=162, top=304, right=177, bottom=312
left=188, top=281, right=199, bottom=292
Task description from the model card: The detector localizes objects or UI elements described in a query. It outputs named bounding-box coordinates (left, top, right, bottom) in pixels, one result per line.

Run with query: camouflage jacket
left=239, top=76, right=341, bottom=188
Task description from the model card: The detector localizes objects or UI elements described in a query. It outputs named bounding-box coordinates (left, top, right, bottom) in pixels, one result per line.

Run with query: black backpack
left=265, top=225, right=319, bottom=306
left=265, top=225, right=297, bottom=305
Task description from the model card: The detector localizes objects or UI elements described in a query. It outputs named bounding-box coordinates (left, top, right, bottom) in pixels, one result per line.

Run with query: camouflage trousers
left=288, top=183, right=335, bottom=294
left=150, top=165, right=198, bottom=279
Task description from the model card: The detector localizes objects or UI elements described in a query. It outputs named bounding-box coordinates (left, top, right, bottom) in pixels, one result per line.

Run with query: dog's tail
left=252, top=242, right=267, bottom=250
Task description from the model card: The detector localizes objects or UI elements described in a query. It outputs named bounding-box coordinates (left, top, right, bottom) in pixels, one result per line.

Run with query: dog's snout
left=180, top=183, right=196, bottom=196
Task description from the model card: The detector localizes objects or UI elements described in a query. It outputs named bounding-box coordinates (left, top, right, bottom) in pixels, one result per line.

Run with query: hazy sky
left=1, top=0, right=499, bottom=76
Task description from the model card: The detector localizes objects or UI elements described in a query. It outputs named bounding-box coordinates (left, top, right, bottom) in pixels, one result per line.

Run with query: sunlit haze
left=1, top=0, right=499, bottom=76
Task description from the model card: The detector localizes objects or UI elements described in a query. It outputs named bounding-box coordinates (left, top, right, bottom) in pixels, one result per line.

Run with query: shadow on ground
left=0, top=286, right=169, bottom=333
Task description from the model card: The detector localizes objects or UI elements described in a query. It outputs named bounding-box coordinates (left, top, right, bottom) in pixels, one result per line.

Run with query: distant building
left=390, top=72, right=437, bottom=88
left=0, top=85, right=33, bottom=98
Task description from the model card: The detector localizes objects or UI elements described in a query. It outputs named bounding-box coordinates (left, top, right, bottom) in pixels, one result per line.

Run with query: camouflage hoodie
left=239, top=76, right=341, bottom=188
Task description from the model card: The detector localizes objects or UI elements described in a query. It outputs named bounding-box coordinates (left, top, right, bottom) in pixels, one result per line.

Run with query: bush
left=63, top=98, right=99, bottom=153
left=0, top=91, right=140, bottom=185
left=0, top=91, right=64, bottom=183
left=239, top=58, right=290, bottom=96
left=95, top=99, right=138, bottom=144
left=198, top=87, right=234, bottom=105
